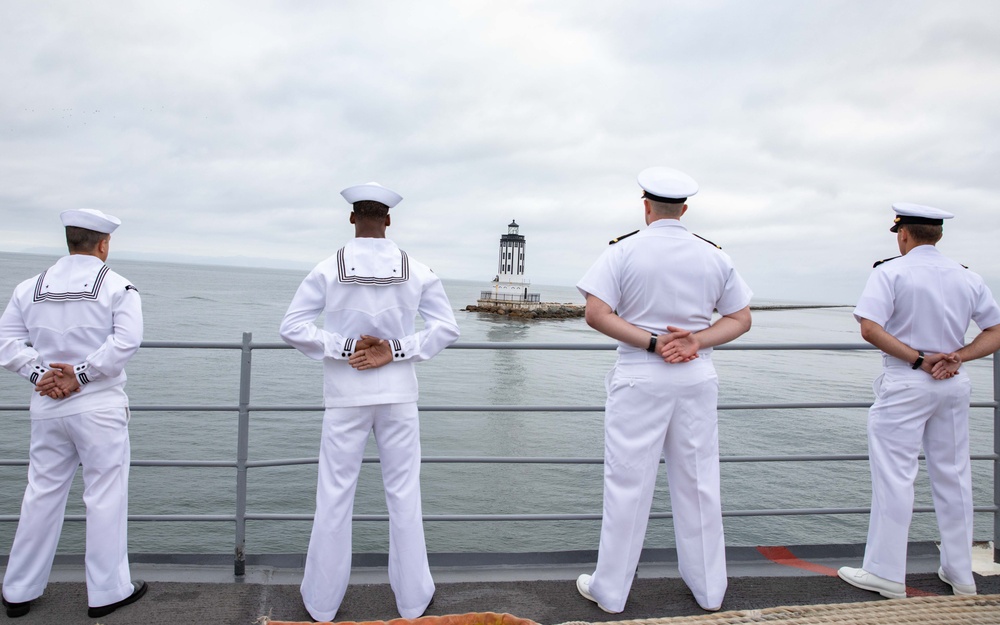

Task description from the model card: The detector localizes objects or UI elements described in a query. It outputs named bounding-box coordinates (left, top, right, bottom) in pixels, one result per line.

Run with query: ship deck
left=4, top=542, right=1000, bottom=624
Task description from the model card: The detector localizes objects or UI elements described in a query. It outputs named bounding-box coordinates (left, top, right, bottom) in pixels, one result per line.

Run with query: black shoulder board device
left=609, top=230, right=640, bottom=245
left=125, top=285, right=139, bottom=292
left=873, top=256, right=900, bottom=268
left=692, top=233, right=721, bottom=249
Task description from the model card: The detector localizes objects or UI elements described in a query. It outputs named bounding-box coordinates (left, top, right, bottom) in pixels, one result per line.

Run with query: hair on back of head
left=352, top=200, right=390, bottom=221
left=647, top=199, right=685, bottom=218
left=903, top=223, right=943, bottom=244
left=65, top=226, right=109, bottom=253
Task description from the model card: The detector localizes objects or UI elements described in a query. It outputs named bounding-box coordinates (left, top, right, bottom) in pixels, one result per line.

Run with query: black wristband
left=911, top=350, right=925, bottom=370
left=647, top=333, right=658, bottom=353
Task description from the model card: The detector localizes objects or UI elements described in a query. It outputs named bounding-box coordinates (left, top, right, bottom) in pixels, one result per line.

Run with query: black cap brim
left=891, top=215, right=944, bottom=232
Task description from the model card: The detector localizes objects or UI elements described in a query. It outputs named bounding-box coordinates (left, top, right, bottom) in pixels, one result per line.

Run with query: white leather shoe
left=576, top=574, right=621, bottom=613
left=837, top=566, right=906, bottom=599
left=938, top=567, right=976, bottom=595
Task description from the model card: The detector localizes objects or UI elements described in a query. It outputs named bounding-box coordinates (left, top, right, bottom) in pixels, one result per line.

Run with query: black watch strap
left=647, top=333, right=658, bottom=353
left=911, top=350, right=925, bottom=370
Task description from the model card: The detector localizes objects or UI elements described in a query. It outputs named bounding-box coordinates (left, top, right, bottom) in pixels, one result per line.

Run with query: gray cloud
left=1, top=0, right=998, bottom=304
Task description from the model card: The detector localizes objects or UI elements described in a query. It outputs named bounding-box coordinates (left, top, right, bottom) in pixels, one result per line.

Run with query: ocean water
left=0, top=251, right=996, bottom=557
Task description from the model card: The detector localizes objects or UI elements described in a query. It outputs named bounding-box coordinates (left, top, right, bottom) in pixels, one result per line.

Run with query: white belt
left=616, top=349, right=712, bottom=364
left=616, top=350, right=662, bottom=364
left=882, top=354, right=914, bottom=368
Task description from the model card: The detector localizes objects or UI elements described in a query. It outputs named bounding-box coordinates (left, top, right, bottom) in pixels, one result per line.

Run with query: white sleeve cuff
left=390, top=337, right=418, bottom=361
left=74, top=362, right=93, bottom=385
left=333, top=337, right=358, bottom=360
left=27, top=364, right=49, bottom=385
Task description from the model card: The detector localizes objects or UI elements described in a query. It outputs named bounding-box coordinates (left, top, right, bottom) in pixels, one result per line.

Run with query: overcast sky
left=2, top=1, right=998, bottom=304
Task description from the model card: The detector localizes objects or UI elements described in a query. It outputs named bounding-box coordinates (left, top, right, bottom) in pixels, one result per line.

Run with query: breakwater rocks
left=465, top=302, right=851, bottom=319
left=465, top=302, right=586, bottom=319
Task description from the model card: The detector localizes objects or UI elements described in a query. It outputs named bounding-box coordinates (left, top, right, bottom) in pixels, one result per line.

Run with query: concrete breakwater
left=465, top=301, right=585, bottom=319
left=464, top=302, right=851, bottom=319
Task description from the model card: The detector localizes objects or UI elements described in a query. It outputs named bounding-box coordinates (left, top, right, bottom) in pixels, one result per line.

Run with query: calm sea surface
left=0, top=251, right=996, bottom=556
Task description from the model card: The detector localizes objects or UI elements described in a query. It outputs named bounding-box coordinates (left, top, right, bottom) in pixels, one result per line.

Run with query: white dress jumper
left=0, top=254, right=143, bottom=607
left=280, top=238, right=459, bottom=622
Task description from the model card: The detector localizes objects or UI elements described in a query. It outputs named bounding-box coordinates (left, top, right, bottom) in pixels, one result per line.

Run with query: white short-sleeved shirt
left=854, top=245, right=1000, bottom=355
left=577, top=220, right=752, bottom=355
left=280, top=238, right=460, bottom=408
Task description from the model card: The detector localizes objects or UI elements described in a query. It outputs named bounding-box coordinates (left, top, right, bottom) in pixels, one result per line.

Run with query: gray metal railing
left=479, top=292, right=541, bottom=303
left=1, top=336, right=998, bottom=576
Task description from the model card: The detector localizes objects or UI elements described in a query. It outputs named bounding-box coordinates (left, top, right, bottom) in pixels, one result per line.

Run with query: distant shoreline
left=752, top=304, right=853, bottom=311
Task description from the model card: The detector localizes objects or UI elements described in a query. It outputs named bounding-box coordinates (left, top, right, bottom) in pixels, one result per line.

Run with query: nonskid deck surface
left=3, top=543, right=999, bottom=624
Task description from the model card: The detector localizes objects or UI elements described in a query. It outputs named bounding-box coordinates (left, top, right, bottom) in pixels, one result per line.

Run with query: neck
left=902, top=241, right=934, bottom=255
left=69, top=250, right=106, bottom=261
left=354, top=226, right=387, bottom=238
left=644, top=200, right=686, bottom=225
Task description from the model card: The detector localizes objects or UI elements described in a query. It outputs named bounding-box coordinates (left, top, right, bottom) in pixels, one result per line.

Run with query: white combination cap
left=637, top=167, right=699, bottom=203
left=59, top=208, right=121, bottom=234
left=890, top=202, right=954, bottom=232
left=340, top=182, right=402, bottom=208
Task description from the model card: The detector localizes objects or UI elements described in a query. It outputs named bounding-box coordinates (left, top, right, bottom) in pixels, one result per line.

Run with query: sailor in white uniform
left=575, top=167, right=752, bottom=613
left=839, top=203, right=1000, bottom=599
left=0, top=209, right=147, bottom=619
left=280, top=182, right=459, bottom=622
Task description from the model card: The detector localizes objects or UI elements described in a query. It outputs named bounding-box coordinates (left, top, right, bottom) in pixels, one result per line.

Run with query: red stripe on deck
left=757, top=546, right=840, bottom=576
left=756, top=546, right=937, bottom=597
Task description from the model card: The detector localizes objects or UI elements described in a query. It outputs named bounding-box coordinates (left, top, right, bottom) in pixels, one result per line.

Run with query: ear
left=350, top=212, right=356, bottom=224
left=385, top=214, right=391, bottom=227
left=680, top=204, right=688, bottom=217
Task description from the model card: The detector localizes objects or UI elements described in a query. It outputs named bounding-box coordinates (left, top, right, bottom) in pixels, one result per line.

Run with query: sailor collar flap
left=33, top=260, right=110, bottom=302
left=337, top=241, right=410, bottom=285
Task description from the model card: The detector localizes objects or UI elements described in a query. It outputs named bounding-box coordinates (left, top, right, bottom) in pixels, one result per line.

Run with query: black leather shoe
left=3, top=596, right=31, bottom=618
left=420, top=595, right=435, bottom=616
left=88, top=580, right=148, bottom=618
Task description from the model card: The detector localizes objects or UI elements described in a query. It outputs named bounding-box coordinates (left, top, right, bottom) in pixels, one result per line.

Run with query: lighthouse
left=480, top=220, right=539, bottom=304
left=469, top=220, right=583, bottom=317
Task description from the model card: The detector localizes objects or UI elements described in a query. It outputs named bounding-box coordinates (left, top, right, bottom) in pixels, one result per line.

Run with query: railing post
left=994, top=351, right=999, bottom=563
left=235, top=332, right=252, bottom=576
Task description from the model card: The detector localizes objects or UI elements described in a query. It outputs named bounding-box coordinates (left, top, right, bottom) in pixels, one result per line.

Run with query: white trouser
left=2, top=407, right=134, bottom=608
left=301, top=403, right=434, bottom=622
left=589, top=358, right=727, bottom=612
left=863, top=367, right=974, bottom=586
